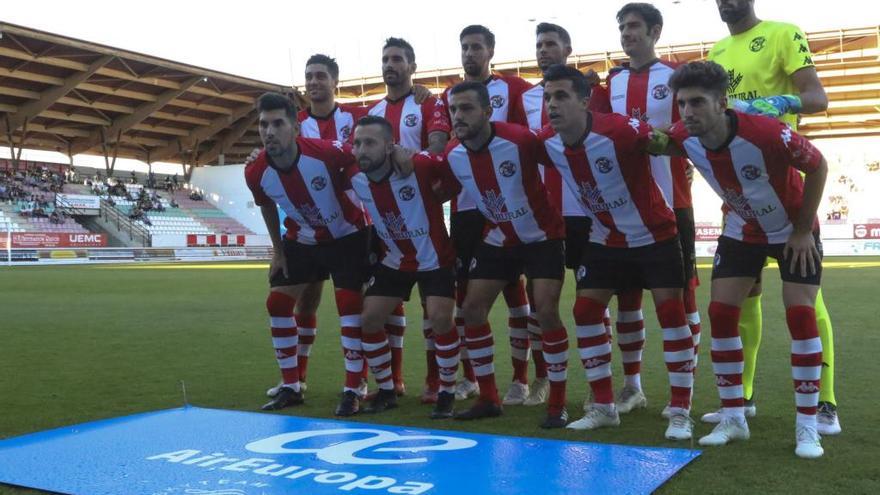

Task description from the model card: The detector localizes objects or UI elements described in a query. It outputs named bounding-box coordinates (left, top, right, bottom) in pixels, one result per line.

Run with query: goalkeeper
left=705, top=0, right=840, bottom=436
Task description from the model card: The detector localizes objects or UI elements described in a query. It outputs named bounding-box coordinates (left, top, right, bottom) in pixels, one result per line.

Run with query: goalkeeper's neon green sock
left=739, top=294, right=763, bottom=402
left=815, top=289, right=836, bottom=405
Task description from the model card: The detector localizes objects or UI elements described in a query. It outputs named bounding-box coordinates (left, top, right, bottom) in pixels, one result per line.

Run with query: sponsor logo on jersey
left=577, top=181, right=628, bottom=213
left=490, top=94, right=505, bottom=109
left=498, top=160, right=518, bottom=177
left=652, top=84, right=671, bottom=100
left=398, top=185, right=416, bottom=201
left=749, top=36, right=766, bottom=52
left=481, top=190, right=527, bottom=222
left=379, top=211, right=427, bottom=240
left=311, top=176, right=328, bottom=191
left=628, top=117, right=642, bottom=133
left=740, top=165, right=762, bottom=180
left=404, top=114, right=419, bottom=127
left=297, top=204, right=340, bottom=227
left=727, top=69, right=744, bottom=93
left=714, top=252, right=721, bottom=267
left=595, top=157, right=614, bottom=174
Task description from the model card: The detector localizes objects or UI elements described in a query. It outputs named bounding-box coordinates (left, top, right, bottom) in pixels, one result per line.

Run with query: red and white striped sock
left=385, top=303, right=406, bottom=387
left=657, top=299, right=695, bottom=410
left=786, top=306, right=822, bottom=426
left=465, top=322, right=500, bottom=404
left=603, top=308, right=613, bottom=338
left=684, top=279, right=702, bottom=368
left=527, top=314, right=548, bottom=379
left=574, top=297, right=614, bottom=405
left=708, top=301, right=744, bottom=418
left=503, top=281, right=531, bottom=385
left=434, top=330, right=461, bottom=394
left=267, top=292, right=300, bottom=392
left=334, top=288, right=364, bottom=394
left=455, top=288, right=477, bottom=383
left=616, top=289, right=645, bottom=391
left=361, top=331, right=394, bottom=391
left=542, top=327, right=569, bottom=415
left=294, top=312, right=316, bottom=384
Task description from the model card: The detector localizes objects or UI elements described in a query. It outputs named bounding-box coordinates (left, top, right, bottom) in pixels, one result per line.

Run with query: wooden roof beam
left=148, top=103, right=254, bottom=162
left=197, top=112, right=258, bottom=165
left=70, top=76, right=202, bottom=154
left=0, top=54, right=112, bottom=135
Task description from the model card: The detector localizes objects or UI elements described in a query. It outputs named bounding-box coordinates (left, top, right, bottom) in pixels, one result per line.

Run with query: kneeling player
left=666, top=61, right=828, bottom=458
left=349, top=116, right=462, bottom=418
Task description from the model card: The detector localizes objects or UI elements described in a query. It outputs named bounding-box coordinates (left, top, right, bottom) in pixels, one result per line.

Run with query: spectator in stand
left=164, top=176, right=173, bottom=191
left=169, top=197, right=179, bottom=208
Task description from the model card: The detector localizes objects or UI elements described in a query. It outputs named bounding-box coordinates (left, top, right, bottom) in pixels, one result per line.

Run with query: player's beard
left=463, top=61, right=483, bottom=78
left=719, top=2, right=750, bottom=23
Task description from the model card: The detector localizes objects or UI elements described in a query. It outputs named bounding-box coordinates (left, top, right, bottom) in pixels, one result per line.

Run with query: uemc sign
left=147, top=428, right=477, bottom=494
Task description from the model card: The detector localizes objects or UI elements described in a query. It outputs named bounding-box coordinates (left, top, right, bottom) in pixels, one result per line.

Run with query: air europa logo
left=245, top=429, right=477, bottom=465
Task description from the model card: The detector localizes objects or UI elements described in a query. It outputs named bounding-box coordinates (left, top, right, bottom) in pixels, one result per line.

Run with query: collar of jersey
left=563, top=112, right=594, bottom=150
left=623, top=58, right=661, bottom=73
left=308, top=104, right=339, bottom=120
left=461, top=122, right=497, bottom=153
left=703, top=110, right=739, bottom=152
left=384, top=89, right=414, bottom=104
left=266, top=145, right=302, bottom=174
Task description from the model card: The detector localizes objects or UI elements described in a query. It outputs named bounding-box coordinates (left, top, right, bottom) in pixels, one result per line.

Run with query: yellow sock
left=815, top=289, right=836, bottom=405
left=739, top=294, right=762, bottom=402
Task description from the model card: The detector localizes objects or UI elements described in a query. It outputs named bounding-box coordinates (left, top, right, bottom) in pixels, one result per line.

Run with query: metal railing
left=99, top=199, right=151, bottom=247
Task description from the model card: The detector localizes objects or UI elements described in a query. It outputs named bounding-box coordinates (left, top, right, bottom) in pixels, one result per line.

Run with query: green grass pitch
left=1, top=258, right=878, bottom=494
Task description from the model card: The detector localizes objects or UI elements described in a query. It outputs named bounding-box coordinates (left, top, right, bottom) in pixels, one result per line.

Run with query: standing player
left=348, top=115, right=461, bottom=418
left=439, top=81, right=570, bottom=428
left=589, top=3, right=700, bottom=417
left=666, top=60, right=828, bottom=458
left=367, top=37, right=452, bottom=400
left=264, top=54, right=367, bottom=400
left=440, top=25, right=536, bottom=407
left=512, top=22, right=598, bottom=407
left=538, top=65, right=695, bottom=439
left=704, top=0, right=839, bottom=435
left=245, top=92, right=371, bottom=414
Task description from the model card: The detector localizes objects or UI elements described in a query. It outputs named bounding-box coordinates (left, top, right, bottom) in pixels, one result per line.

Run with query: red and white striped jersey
left=514, top=83, right=586, bottom=218
left=437, top=122, right=565, bottom=247
left=344, top=153, right=458, bottom=271
left=668, top=112, right=823, bottom=245
left=297, top=104, right=366, bottom=142
left=591, top=60, right=692, bottom=209
left=245, top=138, right=366, bottom=245
left=443, top=74, right=532, bottom=213
left=367, top=92, right=450, bottom=151
left=538, top=112, right=678, bottom=248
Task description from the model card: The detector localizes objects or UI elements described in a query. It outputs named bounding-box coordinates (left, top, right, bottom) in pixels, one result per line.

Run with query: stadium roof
left=0, top=21, right=302, bottom=169
left=335, top=25, right=880, bottom=140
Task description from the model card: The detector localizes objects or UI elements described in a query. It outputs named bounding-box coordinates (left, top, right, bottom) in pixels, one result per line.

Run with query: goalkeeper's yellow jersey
left=707, top=20, right=814, bottom=130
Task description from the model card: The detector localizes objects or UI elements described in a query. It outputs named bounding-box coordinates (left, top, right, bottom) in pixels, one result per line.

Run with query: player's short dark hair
left=449, top=81, right=491, bottom=109
left=355, top=115, right=394, bottom=140
left=668, top=61, right=729, bottom=98
left=536, top=22, right=571, bottom=47
left=383, top=37, right=416, bottom=63
left=617, top=2, right=664, bottom=30
left=460, top=24, right=496, bottom=49
left=256, top=92, right=298, bottom=122
left=543, top=64, right=592, bottom=99
left=305, top=54, right=339, bottom=80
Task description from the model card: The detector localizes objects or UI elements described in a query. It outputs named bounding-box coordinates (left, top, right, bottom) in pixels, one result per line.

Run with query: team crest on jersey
left=498, top=160, right=518, bottom=177
left=490, top=94, right=506, bottom=109
left=340, top=125, right=352, bottom=140
left=740, top=165, right=762, bottom=180
left=749, top=36, right=766, bottom=52
left=311, top=176, right=328, bottom=191
left=652, top=84, right=671, bottom=100
left=398, top=185, right=416, bottom=201
left=595, top=157, right=614, bottom=174
left=404, top=113, right=419, bottom=127
left=576, top=265, right=587, bottom=282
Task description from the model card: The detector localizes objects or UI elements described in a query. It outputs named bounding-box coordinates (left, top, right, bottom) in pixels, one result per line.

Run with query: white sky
left=1, top=0, right=878, bottom=171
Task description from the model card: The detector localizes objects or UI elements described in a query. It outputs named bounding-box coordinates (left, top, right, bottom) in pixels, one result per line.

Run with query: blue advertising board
left=0, top=406, right=699, bottom=494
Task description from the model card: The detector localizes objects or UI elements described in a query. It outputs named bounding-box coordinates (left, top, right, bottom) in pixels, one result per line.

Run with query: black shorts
left=675, top=207, right=696, bottom=281
left=450, top=209, right=486, bottom=279
left=365, top=264, right=456, bottom=300
left=564, top=215, right=592, bottom=269
left=711, top=234, right=823, bottom=285
left=469, top=239, right=565, bottom=283
left=576, top=236, right=685, bottom=290
left=270, top=229, right=371, bottom=291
